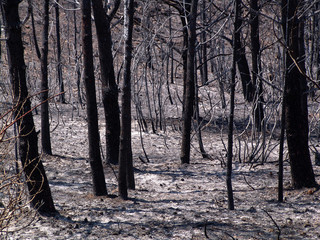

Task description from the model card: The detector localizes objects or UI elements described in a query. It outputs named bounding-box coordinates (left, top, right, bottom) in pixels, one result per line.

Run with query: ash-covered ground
left=3, top=102, right=320, bottom=240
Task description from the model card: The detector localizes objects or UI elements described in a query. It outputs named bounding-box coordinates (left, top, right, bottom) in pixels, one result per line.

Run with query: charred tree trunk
left=194, top=52, right=208, bottom=158
left=200, top=0, right=208, bottom=85
left=40, top=0, right=52, bottom=155
left=55, top=0, right=65, bottom=103
left=180, top=0, right=198, bottom=164
left=250, top=0, right=264, bottom=131
left=92, top=0, right=120, bottom=165
left=81, top=0, right=107, bottom=196
left=226, top=0, right=238, bottom=210
left=282, top=0, right=317, bottom=188
left=1, top=0, right=55, bottom=214
left=169, top=6, right=174, bottom=85
left=315, top=2, right=320, bottom=82
left=234, top=0, right=255, bottom=102
left=74, top=1, right=82, bottom=105
left=119, top=0, right=136, bottom=200
left=181, top=15, right=189, bottom=113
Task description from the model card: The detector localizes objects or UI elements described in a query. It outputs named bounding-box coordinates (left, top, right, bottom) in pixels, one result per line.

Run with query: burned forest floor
left=3, top=101, right=320, bottom=240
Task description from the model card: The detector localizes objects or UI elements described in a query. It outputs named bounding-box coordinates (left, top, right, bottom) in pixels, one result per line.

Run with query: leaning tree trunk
left=81, top=0, right=108, bottom=196
left=40, top=0, right=52, bottom=155
left=1, top=0, right=55, bottom=214
left=180, top=0, right=198, bottom=164
left=92, top=0, right=120, bottom=165
left=282, top=0, right=317, bottom=188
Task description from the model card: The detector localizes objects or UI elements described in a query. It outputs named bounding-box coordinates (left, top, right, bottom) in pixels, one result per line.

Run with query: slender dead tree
left=1, top=0, right=56, bottom=214
left=233, top=0, right=255, bottom=102
left=194, top=54, right=209, bottom=159
left=200, top=0, right=208, bottom=84
left=55, top=0, right=66, bottom=103
left=316, top=2, right=320, bottom=82
left=250, top=0, right=264, bottom=131
left=119, top=0, right=136, bottom=199
left=162, top=0, right=191, bottom=113
left=74, top=0, right=82, bottom=105
left=278, top=77, right=286, bottom=203
left=81, top=0, right=108, bottom=196
left=40, top=0, right=52, bottom=155
left=92, top=0, right=121, bottom=165
left=180, top=0, right=198, bottom=164
left=226, top=0, right=239, bottom=210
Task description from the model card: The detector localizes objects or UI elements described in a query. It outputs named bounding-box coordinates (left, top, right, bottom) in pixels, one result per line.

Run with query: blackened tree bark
left=81, top=0, right=107, bottom=196
left=74, top=0, right=82, bottom=104
left=29, top=0, right=41, bottom=60
left=40, top=0, right=52, bottom=155
left=119, top=0, right=136, bottom=199
left=180, top=8, right=190, bottom=113
left=234, top=0, right=255, bottom=102
left=282, top=0, right=317, bottom=188
left=0, top=16, right=1, bottom=60
left=315, top=2, right=320, bottom=82
left=1, top=0, right=55, bottom=213
left=200, top=0, right=208, bottom=85
left=55, top=0, right=65, bottom=103
left=250, top=0, right=264, bottom=131
left=278, top=78, right=287, bottom=202
left=194, top=57, right=209, bottom=159
left=92, top=0, right=121, bottom=165
left=180, top=0, right=198, bottom=164
left=226, top=0, right=238, bottom=210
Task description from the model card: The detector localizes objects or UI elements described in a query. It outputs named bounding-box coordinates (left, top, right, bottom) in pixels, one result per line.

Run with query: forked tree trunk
left=282, top=0, right=317, bottom=188
left=1, top=0, right=55, bottom=214
left=92, top=0, right=121, bottom=165
left=81, top=0, right=107, bottom=196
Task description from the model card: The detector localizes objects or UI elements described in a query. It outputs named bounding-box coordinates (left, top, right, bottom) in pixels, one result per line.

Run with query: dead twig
left=263, top=209, right=281, bottom=240
left=243, top=175, right=256, bottom=190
